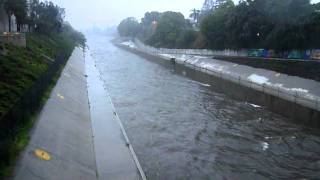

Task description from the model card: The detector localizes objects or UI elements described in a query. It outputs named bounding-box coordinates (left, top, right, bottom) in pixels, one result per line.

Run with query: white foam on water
left=199, top=83, right=211, bottom=87
left=261, top=142, right=269, bottom=151
left=249, top=103, right=261, bottom=108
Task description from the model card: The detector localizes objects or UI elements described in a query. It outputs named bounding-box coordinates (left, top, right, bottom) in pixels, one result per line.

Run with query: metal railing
left=0, top=52, right=69, bottom=140
left=131, top=40, right=320, bottom=112
left=134, top=39, right=248, bottom=57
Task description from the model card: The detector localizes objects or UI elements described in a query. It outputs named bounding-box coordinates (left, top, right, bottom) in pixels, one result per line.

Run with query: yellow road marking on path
left=34, top=149, right=51, bottom=161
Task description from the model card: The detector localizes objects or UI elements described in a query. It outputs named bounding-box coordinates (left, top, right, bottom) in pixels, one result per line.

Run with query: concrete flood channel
left=86, top=49, right=146, bottom=179
left=87, top=35, right=320, bottom=180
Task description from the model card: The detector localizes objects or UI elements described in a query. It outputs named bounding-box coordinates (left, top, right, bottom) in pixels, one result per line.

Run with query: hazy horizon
left=51, top=0, right=320, bottom=31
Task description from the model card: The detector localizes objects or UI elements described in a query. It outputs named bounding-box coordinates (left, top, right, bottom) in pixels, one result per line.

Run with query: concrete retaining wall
left=174, top=63, right=320, bottom=127
left=134, top=39, right=320, bottom=60
left=116, top=43, right=320, bottom=127
left=0, top=33, right=26, bottom=47
left=134, top=39, right=247, bottom=57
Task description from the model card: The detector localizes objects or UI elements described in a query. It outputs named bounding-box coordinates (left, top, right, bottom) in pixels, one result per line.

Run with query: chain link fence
left=0, top=53, right=69, bottom=150
left=134, top=39, right=248, bottom=57
left=134, top=39, right=320, bottom=61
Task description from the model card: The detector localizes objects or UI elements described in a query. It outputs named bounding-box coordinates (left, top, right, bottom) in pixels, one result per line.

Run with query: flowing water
left=87, top=35, right=320, bottom=180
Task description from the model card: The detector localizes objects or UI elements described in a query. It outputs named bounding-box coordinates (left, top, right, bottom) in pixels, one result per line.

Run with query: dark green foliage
left=0, top=0, right=85, bottom=118
left=2, top=0, right=66, bottom=34
left=118, top=11, right=198, bottom=49
left=201, top=0, right=235, bottom=49
left=141, top=11, right=161, bottom=27
left=0, top=0, right=84, bottom=177
left=147, top=11, right=187, bottom=48
left=201, top=0, right=320, bottom=50
left=31, top=0, right=65, bottom=34
left=303, top=12, right=320, bottom=49
left=201, top=0, right=230, bottom=21
left=176, top=30, right=198, bottom=49
left=140, top=11, right=161, bottom=41
left=315, top=2, right=320, bottom=10
left=118, top=0, right=320, bottom=50
left=0, top=28, right=83, bottom=118
left=0, top=27, right=84, bottom=178
left=3, top=0, right=28, bottom=31
left=118, top=17, right=141, bottom=37
left=0, top=43, right=47, bottom=116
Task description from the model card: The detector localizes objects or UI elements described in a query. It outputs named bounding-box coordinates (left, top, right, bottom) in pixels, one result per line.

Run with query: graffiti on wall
left=311, top=49, right=320, bottom=60
left=247, top=49, right=319, bottom=60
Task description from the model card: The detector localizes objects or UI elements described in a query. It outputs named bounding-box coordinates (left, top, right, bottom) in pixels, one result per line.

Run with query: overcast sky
left=51, top=0, right=320, bottom=31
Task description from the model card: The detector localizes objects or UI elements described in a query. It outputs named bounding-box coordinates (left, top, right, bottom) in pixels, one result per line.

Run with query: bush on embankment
left=0, top=25, right=85, bottom=178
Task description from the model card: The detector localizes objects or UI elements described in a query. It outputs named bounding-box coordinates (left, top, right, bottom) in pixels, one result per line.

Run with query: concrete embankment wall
left=134, top=39, right=320, bottom=60
left=0, top=33, right=26, bottom=47
left=13, top=48, right=98, bottom=180
left=116, top=43, right=320, bottom=127
left=86, top=51, right=147, bottom=180
left=174, top=64, right=320, bottom=127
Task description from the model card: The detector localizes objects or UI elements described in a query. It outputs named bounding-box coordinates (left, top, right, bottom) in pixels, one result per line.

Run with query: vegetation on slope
left=0, top=0, right=86, bottom=177
left=0, top=29, right=85, bottom=178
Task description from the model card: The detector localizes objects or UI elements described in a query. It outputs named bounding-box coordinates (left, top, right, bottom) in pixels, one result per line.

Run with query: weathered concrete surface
left=161, top=54, right=320, bottom=100
left=116, top=42, right=320, bottom=127
left=0, top=33, right=26, bottom=47
left=118, top=42, right=320, bottom=111
left=13, top=48, right=98, bottom=180
left=86, top=51, right=146, bottom=180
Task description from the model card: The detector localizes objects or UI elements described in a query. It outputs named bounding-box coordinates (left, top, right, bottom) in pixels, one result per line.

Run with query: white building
left=0, top=7, right=18, bottom=32
left=0, top=7, right=9, bottom=32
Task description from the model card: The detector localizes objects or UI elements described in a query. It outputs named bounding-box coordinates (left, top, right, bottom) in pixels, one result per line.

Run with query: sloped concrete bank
left=116, top=43, right=320, bottom=127
left=13, top=47, right=147, bottom=180
left=85, top=50, right=146, bottom=180
left=13, top=48, right=98, bottom=180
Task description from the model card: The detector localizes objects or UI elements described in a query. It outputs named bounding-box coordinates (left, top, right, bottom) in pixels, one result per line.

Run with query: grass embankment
left=0, top=67, right=61, bottom=178
left=213, top=56, right=320, bottom=82
left=0, top=32, right=77, bottom=119
left=0, top=31, right=84, bottom=178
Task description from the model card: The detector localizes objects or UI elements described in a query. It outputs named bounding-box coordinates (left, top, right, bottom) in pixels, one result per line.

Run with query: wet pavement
left=13, top=48, right=97, bottom=180
left=86, top=50, right=145, bottom=180
left=88, top=34, right=320, bottom=180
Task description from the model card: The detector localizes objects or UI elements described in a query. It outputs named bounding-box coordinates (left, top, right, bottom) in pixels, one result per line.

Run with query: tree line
left=118, top=0, right=320, bottom=51
left=118, top=11, right=198, bottom=49
left=0, top=0, right=85, bottom=46
left=1, top=0, right=66, bottom=34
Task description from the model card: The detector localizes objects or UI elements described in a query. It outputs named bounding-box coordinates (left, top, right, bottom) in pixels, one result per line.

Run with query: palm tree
left=189, top=8, right=200, bottom=23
